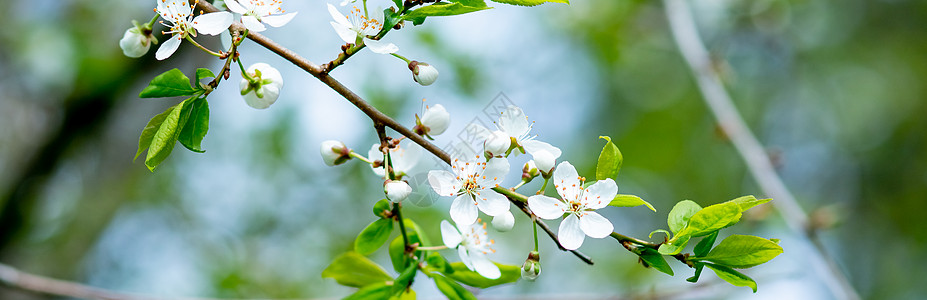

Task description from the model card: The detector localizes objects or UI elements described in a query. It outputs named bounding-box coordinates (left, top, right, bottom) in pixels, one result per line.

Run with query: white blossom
left=410, top=61, right=439, bottom=86
left=385, top=180, right=412, bottom=203
left=327, top=3, right=398, bottom=54
left=155, top=0, right=233, bottom=60
left=418, top=103, right=450, bottom=136
left=368, top=141, right=422, bottom=178
left=320, top=140, right=349, bottom=166
left=468, top=105, right=561, bottom=162
left=428, top=156, right=510, bottom=225
left=120, top=27, right=155, bottom=58
left=491, top=210, right=515, bottom=232
left=239, top=63, right=283, bottom=109
left=527, top=161, right=616, bottom=250
left=225, top=0, right=297, bottom=32
left=533, top=149, right=556, bottom=175
left=441, top=220, right=501, bottom=279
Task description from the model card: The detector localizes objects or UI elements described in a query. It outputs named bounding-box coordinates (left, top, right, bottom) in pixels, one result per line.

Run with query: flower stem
left=538, top=177, right=550, bottom=195
left=395, top=202, right=410, bottom=247
left=512, top=180, right=527, bottom=191
left=146, top=14, right=159, bottom=28
left=416, top=245, right=447, bottom=251
left=237, top=58, right=256, bottom=83
left=609, top=232, right=659, bottom=249
left=349, top=151, right=374, bottom=164
left=185, top=35, right=223, bottom=57
left=533, top=219, right=539, bottom=252
left=390, top=53, right=411, bottom=64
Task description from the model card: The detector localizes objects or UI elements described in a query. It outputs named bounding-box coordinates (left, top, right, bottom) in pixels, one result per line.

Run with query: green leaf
left=403, top=2, right=490, bottom=20
left=343, top=282, right=391, bottom=300
left=595, top=136, right=623, bottom=180
left=668, top=200, right=702, bottom=235
left=144, top=100, right=194, bottom=171
left=373, top=199, right=392, bottom=218
left=658, top=234, right=690, bottom=255
left=389, top=237, right=412, bottom=273
left=697, top=235, right=783, bottom=268
left=391, top=289, right=415, bottom=300
left=392, top=0, right=402, bottom=9
left=609, top=194, right=655, bottom=212
left=432, top=274, right=477, bottom=300
left=490, top=0, right=568, bottom=7
left=445, top=262, right=519, bottom=288
left=178, top=98, right=209, bottom=153
left=693, top=231, right=719, bottom=257
left=426, top=252, right=453, bottom=274
left=726, top=196, right=771, bottom=212
left=676, top=202, right=742, bottom=238
left=322, top=252, right=393, bottom=288
left=704, top=263, right=758, bottom=292
left=139, top=68, right=198, bottom=98
left=195, top=68, right=216, bottom=85
left=391, top=264, right=417, bottom=296
left=135, top=105, right=173, bottom=161
left=449, top=0, right=488, bottom=7
left=355, top=219, right=395, bottom=255
left=638, top=248, right=673, bottom=276
left=687, top=262, right=705, bottom=283
left=383, top=8, right=402, bottom=31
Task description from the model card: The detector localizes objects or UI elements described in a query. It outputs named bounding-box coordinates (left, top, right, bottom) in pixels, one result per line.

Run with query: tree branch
left=662, top=0, right=859, bottom=299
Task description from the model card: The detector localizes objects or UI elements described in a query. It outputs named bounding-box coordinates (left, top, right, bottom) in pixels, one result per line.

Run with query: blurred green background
left=0, top=0, right=925, bottom=299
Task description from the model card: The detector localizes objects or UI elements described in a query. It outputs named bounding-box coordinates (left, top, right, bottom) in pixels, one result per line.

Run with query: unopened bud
left=418, top=104, right=450, bottom=136
left=491, top=210, right=515, bottom=232
left=534, top=150, right=556, bottom=179
left=523, top=160, right=539, bottom=182
left=119, top=26, right=155, bottom=58
left=409, top=61, right=439, bottom=86
left=240, top=63, right=283, bottom=109
left=320, top=140, right=351, bottom=166
left=522, top=251, right=541, bottom=281
left=484, top=131, right=511, bottom=157
left=384, top=180, right=413, bottom=203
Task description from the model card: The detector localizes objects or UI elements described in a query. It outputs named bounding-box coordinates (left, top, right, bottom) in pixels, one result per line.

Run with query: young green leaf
left=135, top=105, right=174, bottom=161
left=687, top=262, right=705, bottom=283
left=321, top=252, right=393, bottom=288
left=444, top=262, right=519, bottom=288
left=676, top=202, right=742, bottom=238
left=144, top=100, right=194, bottom=171
left=403, top=2, right=490, bottom=20
left=432, top=273, right=478, bottom=300
left=343, top=282, right=391, bottom=300
left=693, top=231, right=719, bottom=257
left=704, top=263, right=758, bottom=292
left=139, top=68, right=198, bottom=98
left=658, top=234, right=690, bottom=255
left=355, top=218, right=395, bottom=255
left=697, top=235, right=783, bottom=268
left=389, top=237, right=412, bottom=273
left=449, top=0, right=488, bottom=8
left=609, top=194, right=656, bottom=212
left=178, top=98, right=209, bottom=153
left=426, top=252, right=453, bottom=274
left=373, top=199, right=392, bottom=218
left=668, top=200, right=702, bottom=235
left=638, top=248, right=674, bottom=276
left=490, top=0, right=568, bottom=6
left=726, top=196, right=771, bottom=212
left=595, top=136, right=623, bottom=180
left=391, top=264, right=417, bottom=296
left=195, top=68, right=216, bottom=84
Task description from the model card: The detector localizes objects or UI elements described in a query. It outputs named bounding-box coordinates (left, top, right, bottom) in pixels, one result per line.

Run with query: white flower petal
left=527, top=195, right=566, bottom=219
left=262, top=12, right=297, bottom=27
left=330, top=21, right=357, bottom=44
left=579, top=212, right=614, bottom=238
left=552, top=161, right=581, bottom=199
left=450, top=194, right=478, bottom=225
left=440, top=220, right=462, bottom=248
left=583, top=178, right=617, bottom=209
left=193, top=12, right=233, bottom=35
left=479, top=158, right=509, bottom=187
left=155, top=36, right=182, bottom=60
left=327, top=3, right=352, bottom=27
left=458, top=247, right=473, bottom=270
left=558, top=214, right=585, bottom=250
left=393, top=142, right=422, bottom=175
left=428, top=170, right=459, bottom=197
left=491, top=210, right=515, bottom=232
left=471, top=254, right=501, bottom=279
left=522, top=140, right=562, bottom=159
left=241, top=15, right=267, bottom=32
left=224, top=0, right=247, bottom=14
left=498, top=106, right=530, bottom=138
left=475, top=191, right=509, bottom=217
left=365, top=39, right=398, bottom=54
left=421, top=104, right=450, bottom=135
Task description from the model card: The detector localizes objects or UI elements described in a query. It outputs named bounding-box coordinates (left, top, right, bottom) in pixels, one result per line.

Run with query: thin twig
left=662, top=0, right=860, bottom=299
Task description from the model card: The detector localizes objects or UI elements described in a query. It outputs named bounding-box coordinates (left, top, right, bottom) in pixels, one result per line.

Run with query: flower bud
left=240, top=63, right=284, bottom=109
left=320, top=140, right=350, bottom=166
left=522, top=251, right=541, bottom=281
left=418, top=104, right=450, bottom=136
left=385, top=180, right=413, bottom=203
left=119, top=27, right=155, bottom=58
left=491, top=210, right=515, bottom=232
left=484, top=131, right=511, bottom=157
left=523, top=160, right=539, bottom=182
left=409, top=61, right=439, bottom=86
left=533, top=150, right=556, bottom=178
